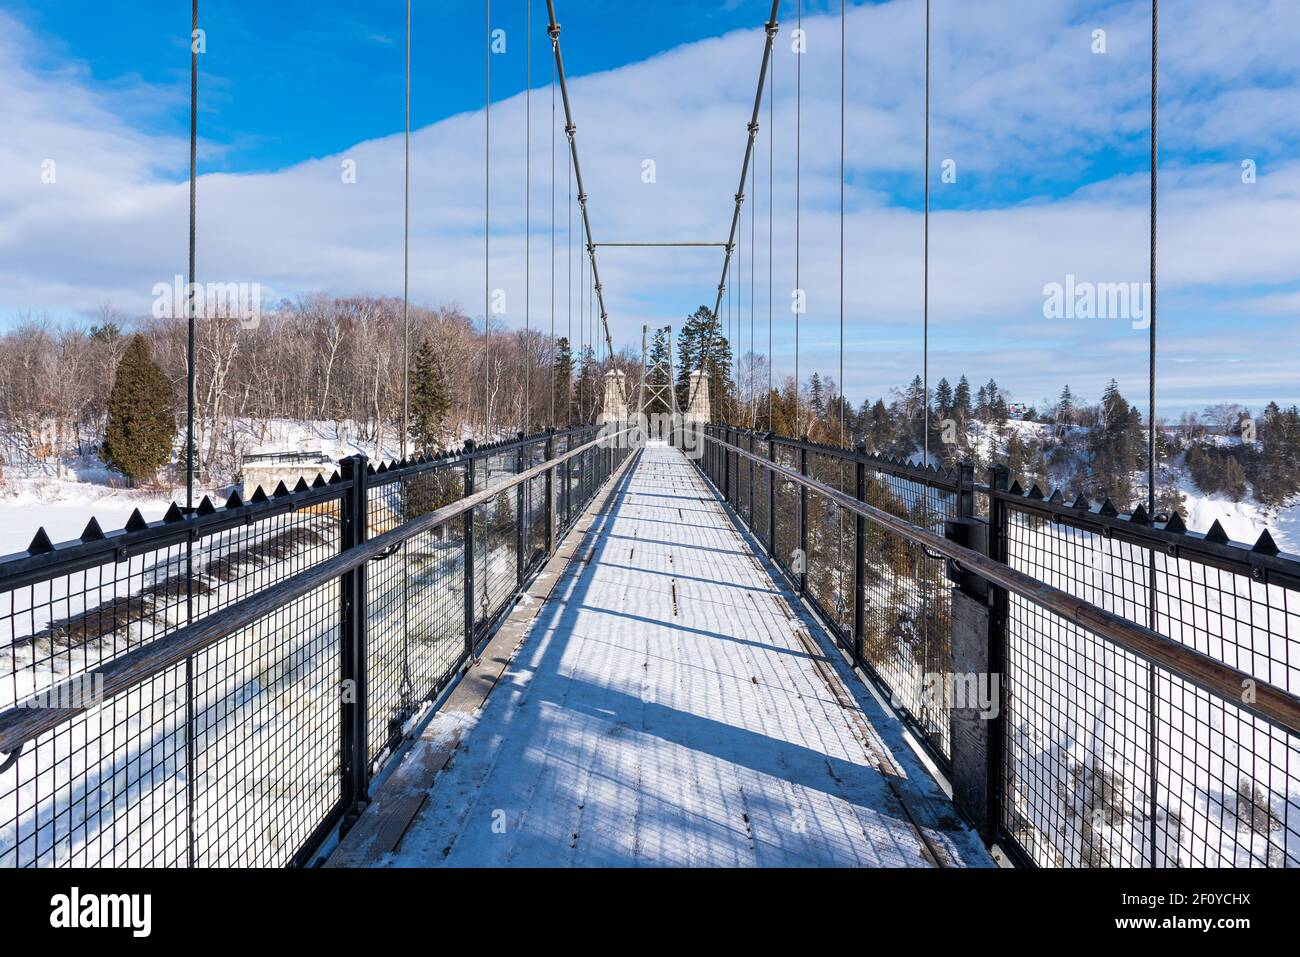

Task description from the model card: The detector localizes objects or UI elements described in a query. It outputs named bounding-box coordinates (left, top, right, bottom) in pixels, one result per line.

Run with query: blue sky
left=8, top=0, right=784, bottom=174
left=1, top=0, right=1298, bottom=418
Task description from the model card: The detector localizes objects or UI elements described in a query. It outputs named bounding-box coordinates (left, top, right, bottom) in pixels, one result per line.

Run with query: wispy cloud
left=0, top=0, right=1297, bottom=416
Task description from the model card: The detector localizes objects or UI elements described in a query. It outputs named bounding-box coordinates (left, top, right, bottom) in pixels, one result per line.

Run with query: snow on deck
left=381, top=443, right=991, bottom=867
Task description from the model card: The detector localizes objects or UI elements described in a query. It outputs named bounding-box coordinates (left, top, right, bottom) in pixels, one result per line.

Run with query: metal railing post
left=985, top=463, right=1010, bottom=846
left=748, top=431, right=759, bottom=522
left=853, top=442, right=866, bottom=668
left=724, top=426, right=731, bottom=502
left=463, top=440, right=477, bottom=657
left=766, top=432, right=776, bottom=558
left=544, top=428, right=556, bottom=555
left=944, top=462, right=1005, bottom=846
left=563, top=433, right=572, bottom=531
left=338, top=454, right=369, bottom=828
left=798, top=438, right=809, bottom=594
left=516, top=433, right=526, bottom=588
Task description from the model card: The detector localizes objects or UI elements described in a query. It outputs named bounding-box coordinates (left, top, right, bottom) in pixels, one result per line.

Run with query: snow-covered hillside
left=960, top=418, right=1300, bottom=552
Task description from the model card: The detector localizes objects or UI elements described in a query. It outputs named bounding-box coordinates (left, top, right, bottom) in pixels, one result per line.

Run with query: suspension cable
left=795, top=0, right=802, bottom=436
left=1146, top=0, right=1160, bottom=866
left=750, top=122, right=756, bottom=427
left=484, top=0, right=492, bottom=437
left=545, top=2, right=618, bottom=382
left=186, top=0, right=198, bottom=512
left=691, top=1, right=781, bottom=418
left=525, top=0, right=531, bottom=429
left=1148, top=0, right=1159, bottom=519
left=923, top=0, right=931, bottom=464
left=567, top=103, right=573, bottom=425
left=767, top=40, right=774, bottom=429
left=839, top=0, right=845, bottom=447
left=550, top=36, right=556, bottom=426
left=184, top=0, right=199, bottom=873
left=402, top=0, right=411, bottom=459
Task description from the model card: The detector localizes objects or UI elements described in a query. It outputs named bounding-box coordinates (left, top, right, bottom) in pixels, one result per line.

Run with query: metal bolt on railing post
left=462, top=440, right=477, bottom=657
left=338, top=454, right=370, bottom=825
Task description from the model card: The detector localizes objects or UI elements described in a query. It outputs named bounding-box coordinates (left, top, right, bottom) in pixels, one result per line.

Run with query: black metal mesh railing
left=998, top=497, right=1300, bottom=868
left=0, top=425, right=629, bottom=869
left=699, top=425, right=1300, bottom=868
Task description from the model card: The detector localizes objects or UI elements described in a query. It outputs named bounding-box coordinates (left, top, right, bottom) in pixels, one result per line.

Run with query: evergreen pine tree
left=954, top=375, right=972, bottom=421
left=552, top=336, right=573, bottom=427
left=934, top=378, right=954, bottom=419
left=809, top=373, right=826, bottom=419
left=101, top=335, right=175, bottom=484
left=675, top=306, right=732, bottom=421
left=408, top=337, right=450, bottom=456
left=1057, top=384, right=1076, bottom=425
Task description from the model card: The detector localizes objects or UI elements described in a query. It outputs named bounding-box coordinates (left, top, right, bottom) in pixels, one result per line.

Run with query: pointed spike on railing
left=1048, top=489, right=1064, bottom=504
left=365, top=463, right=376, bottom=476
left=125, top=508, right=149, bottom=531
left=80, top=516, right=106, bottom=541
left=1028, top=483, right=1045, bottom=500
left=1252, top=529, right=1280, bottom=555
left=27, top=526, right=54, bottom=554
left=294, top=477, right=310, bottom=492
left=250, top=486, right=269, bottom=504
left=328, top=470, right=342, bottom=484
left=1163, top=511, right=1187, bottom=534
left=1008, top=480, right=1025, bottom=496
left=274, top=480, right=290, bottom=497
left=163, top=503, right=185, bottom=523
left=376, top=462, right=388, bottom=474
left=1099, top=498, right=1118, bottom=517
left=1130, top=504, right=1150, bottom=525
left=1071, top=493, right=1090, bottom=509
left=225, top=490, right=244, bottom=509
left=197, top=495, right=216, bottom=515
left=1205, top=519, right=1230, bottom=543
left=311, top=474, right=327, bottom=489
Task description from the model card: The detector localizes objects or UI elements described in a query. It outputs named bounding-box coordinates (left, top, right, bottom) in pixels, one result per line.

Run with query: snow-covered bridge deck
left=340, top=442, right=992, bottom=867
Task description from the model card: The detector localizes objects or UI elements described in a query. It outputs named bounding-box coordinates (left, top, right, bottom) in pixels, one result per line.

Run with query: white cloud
left=0, top=0, right=1297, bottom=415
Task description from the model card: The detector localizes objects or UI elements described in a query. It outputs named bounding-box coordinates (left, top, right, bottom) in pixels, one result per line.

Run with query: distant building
left=1007, top=402, right=1032, bottom=419
left=241, top=450, right=334, bottom=497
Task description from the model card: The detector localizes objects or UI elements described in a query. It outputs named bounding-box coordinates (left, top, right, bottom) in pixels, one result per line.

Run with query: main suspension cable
left=691, top=0, right=782, bottom=420
left=545, top=1, right=618, bottom=381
